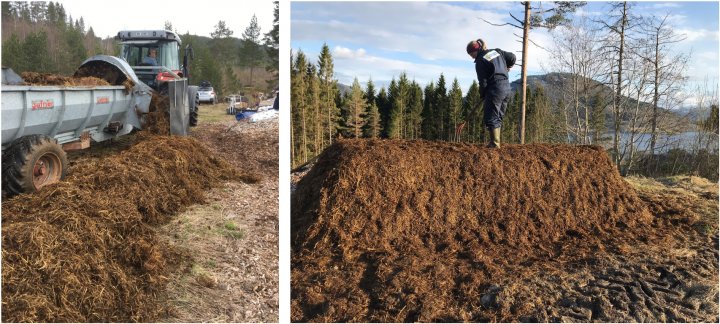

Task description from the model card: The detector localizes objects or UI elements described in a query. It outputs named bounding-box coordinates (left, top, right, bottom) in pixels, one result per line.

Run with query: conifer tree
left=2, top=33, right=24, bottom=71
left=306, top=64, right=321, bottom=155
left=317, top=43, right=339, bottom=147
left=365, top=78, right=376, bottom=107
left=344, top=78, right=367, bottom=138
left=291, top=51, right=309, bottom=166
left=23, top=31, right=54, bottom=72
left=364, top=101, right=382, bottom=138
left=448, top=78, right=464, bottom=142
left=589, top=92, right=607, bottom=144
left=376, top=87, right=391, bottom=137
left=240, top=14, right=263, bottom=87
left=421, top=82, right=437, bottom=140
left=435, top=74, right=448, bottom=140
left=263, top=1, right=279, bottom=89
left=407, top=81, right=424, bottom=139
left=503, top=90, right=522, bottom=143
left=465, top=80, right=484, bottom=143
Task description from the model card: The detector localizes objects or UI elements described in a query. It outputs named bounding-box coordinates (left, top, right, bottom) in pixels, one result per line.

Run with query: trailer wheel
left=190, top=92, right=199, bottom=127
left=2, top=135, right=68, bottom=196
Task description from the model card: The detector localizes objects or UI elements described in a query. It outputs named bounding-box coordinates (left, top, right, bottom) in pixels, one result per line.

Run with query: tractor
left=0, top=30, right=202, bottom=196
left=116, top=30, right=199, bottom=127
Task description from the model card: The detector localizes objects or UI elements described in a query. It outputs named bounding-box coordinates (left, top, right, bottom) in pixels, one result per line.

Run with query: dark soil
left=1, top=134, right=259, bottom=322
left=291, top=139, right=718, bottom=322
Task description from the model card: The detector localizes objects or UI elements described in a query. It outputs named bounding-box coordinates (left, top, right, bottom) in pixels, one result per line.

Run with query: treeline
left=291, top=43, right=717, bottom=180
left=180, top=1, right=278, bottom=96
left=291, top=44, right=561, bottom=168
left=292, top=2, right=719, bottom=181
left=1, top=1, right=279, bottom=96
left=1, top=1, right=108, bottom=75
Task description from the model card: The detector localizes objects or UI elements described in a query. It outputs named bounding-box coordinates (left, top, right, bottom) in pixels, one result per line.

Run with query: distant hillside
left=510, top=72, right=609, bottom=103
left=337, top=83, right=351, bottom=96
left=511, top=72, right=691, bottom=133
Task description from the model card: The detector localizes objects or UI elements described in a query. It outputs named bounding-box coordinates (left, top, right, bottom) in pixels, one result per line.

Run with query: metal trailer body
left=1, top=56, right=155, bottom=149
left=167, top=77, right=190, bottom=136
left=2, top=85, right=138, bottom=148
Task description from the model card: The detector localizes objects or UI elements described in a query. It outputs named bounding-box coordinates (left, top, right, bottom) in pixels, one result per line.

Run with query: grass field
left=198, top=103, right=235, bottom=123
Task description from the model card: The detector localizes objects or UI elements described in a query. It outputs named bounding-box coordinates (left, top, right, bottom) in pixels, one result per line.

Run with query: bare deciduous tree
left=637, top=14, right=690, bottom=155
left=548, top=17, right=607, bottom=144
left=597, top=1, right=637, bottom=168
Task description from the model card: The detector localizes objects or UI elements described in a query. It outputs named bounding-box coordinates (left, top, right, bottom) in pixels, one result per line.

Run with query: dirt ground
left=158, top=103, right=279, bottom=322
left=472, top=175, right=719, bottom=322
left=290, top=139, right=719, bottom=322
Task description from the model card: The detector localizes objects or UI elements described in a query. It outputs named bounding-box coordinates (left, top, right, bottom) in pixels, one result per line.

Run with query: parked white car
left=198, top=86, right=217, bottom=104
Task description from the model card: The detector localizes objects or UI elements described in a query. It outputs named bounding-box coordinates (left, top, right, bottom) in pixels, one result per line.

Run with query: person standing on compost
left=465, top=39, right=516, bottom=148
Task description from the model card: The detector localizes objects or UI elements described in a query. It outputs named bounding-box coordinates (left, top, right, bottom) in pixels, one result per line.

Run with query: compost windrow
left=291, top=139, right=657, bottom=322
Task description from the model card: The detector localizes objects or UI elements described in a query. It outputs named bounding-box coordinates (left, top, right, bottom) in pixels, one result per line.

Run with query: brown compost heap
left=2, top=85, right=259, bottom=321
left=291, top=139, right=654, bottom=322
left=20, top=71, right=111, bottom=86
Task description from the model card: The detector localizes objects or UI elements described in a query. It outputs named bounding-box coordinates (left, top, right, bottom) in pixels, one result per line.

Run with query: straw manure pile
left=20, top=71, right=111, bottom=87
left=2, top=126, right=259, bottom=321
left=291, top=139, right=654, bottom=322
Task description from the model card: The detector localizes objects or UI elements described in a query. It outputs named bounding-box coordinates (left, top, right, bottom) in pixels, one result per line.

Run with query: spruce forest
left=1, top=1, right=279, bottom=96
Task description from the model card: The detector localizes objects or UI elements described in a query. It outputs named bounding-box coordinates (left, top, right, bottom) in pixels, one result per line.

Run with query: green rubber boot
left=487, top=127, right=501, bottom=148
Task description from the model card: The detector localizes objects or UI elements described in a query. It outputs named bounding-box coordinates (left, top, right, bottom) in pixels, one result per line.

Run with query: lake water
left=600, top=132, right=719, bottom=154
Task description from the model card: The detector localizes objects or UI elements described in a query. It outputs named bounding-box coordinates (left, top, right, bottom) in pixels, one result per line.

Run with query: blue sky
left=291, top=1, right=719, bottom=105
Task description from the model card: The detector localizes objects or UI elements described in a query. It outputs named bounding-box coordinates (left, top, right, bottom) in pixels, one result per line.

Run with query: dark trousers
left=483, top=83, right=511, bottom=130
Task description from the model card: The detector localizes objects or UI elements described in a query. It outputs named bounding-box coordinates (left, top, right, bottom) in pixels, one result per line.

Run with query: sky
left=59, top=0, right=275, bottom=39
left=291, top=1, right=720, bottom=106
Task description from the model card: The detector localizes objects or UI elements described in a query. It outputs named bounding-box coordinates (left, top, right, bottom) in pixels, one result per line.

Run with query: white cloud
left=697, top=51, right=719, bottom=61
left=333, top=46, right=366, bottom=59
left=682, top=95, right=699, bottom=107
left=321, top=48, right=475, bottom=93
left=467, top=1, right=515, bottom=12
left=292, top=1, right=556, bottom=91
left=685, top=51, right=719, bottom=84
left=663, top=14, right=688, bottom=26
left=292, top=2, right=519, bottom=62
left=652, top=3, right=681, bottom=9
left=573, top=8, right=604, bottom=17
left=675, top=28, right=720, bottom=42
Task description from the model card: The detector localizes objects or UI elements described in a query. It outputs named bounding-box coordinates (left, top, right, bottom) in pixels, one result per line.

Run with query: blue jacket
left=474, top=48, right=516, bottom=96
left=142, top=56, right=158, bottom=66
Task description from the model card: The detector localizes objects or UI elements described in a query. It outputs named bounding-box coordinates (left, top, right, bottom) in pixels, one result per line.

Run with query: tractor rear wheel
left=190, top=92, right=199, bottom=127
left=2, top=135, right=68, bottom=196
